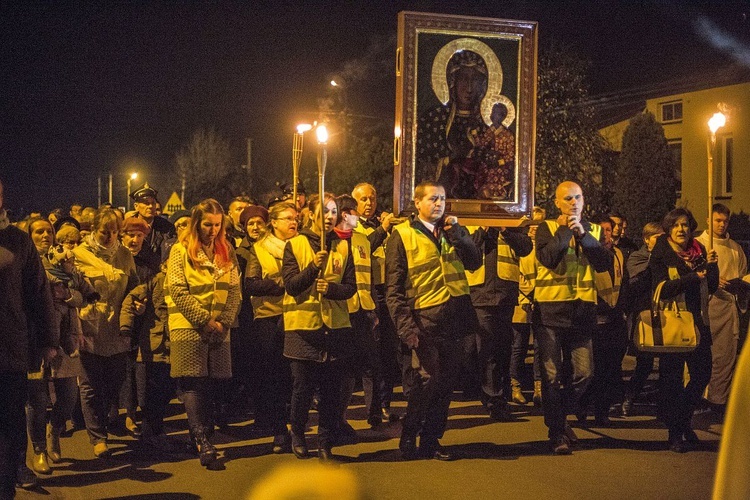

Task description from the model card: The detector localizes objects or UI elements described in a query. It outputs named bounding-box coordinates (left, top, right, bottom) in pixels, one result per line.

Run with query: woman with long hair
left=73, top=208, right=138, bottom=458
left=282, top=193, right=356, bottom=461
left=648, top=208, right=718, bottom=452
left=166, top=199, right=241, bottom=468
left=245, top=202, right=298, bottom=453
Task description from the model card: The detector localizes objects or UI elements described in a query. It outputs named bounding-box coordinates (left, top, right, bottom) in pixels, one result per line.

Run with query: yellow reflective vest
left=595, top=246, right=624, bottom=308
left=393, top=221, right=470, bottom=310
left=354, top=223, right=386, bottom=286
left=166, top=243, right=232, bottom=331
left=282, top=235, right=351, bottom=331
left=347, top=231, right=376, bottom=313
left=512, top=251, right=538, bottom=323
left=250, top=240, right=284, bottom=319
left=535, top=220, right=602, bottom=304
left=465, top=227, right=520, bottom=287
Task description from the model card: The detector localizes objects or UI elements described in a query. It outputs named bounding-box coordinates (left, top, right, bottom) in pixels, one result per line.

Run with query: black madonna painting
left=394, top=12, right=537, bottom=225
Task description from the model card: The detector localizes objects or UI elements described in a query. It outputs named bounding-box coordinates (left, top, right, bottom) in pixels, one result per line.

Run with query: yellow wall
left=600, top=82, right=750, bottom=231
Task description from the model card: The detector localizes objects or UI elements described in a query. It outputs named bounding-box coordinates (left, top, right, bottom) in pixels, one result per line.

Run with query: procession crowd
left=1, top=175, right=747, bottom=498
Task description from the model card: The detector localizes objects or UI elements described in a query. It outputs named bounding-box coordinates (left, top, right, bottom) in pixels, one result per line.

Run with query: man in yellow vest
left=352, top=182, right=400, bottom=422
left=465, top=225, right=532, bottom=420
left=386, top=181, right=481, bottom=461
left=578, top=216, right=629, bottom=427
left=534, top=181, right=612, bottom=455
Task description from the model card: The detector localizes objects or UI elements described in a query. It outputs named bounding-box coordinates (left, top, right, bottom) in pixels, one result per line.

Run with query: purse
left=635, top=280, right=699, bottom=353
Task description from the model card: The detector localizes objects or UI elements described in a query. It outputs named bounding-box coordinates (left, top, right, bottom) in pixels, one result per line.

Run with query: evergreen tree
left=613, top=111, right=677, bottom=237
left=535, top=45, right=609, bottom=216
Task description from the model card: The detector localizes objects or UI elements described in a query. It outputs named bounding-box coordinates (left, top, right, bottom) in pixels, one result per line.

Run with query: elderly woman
left=282, top=193, right=356, bottom=461
left=245, top=202, right=298, bottom=453
left=648, top=208, right=718, bottom=452
left=73, top=208, right=138, bottom=458
left=166, top=199, right=241, bottom=468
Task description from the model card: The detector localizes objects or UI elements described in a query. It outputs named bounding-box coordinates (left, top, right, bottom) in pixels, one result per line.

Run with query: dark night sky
left=2, top=0, right=748, bottom=215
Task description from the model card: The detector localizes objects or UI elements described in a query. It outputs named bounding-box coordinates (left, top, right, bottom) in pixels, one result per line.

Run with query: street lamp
left=292, top=123, right=312, bottom=210
left=126, top=172, right=138, bottom=211
left=316, top=124, right=328, bottom=250
left=707, top=111, right=726, bottom=249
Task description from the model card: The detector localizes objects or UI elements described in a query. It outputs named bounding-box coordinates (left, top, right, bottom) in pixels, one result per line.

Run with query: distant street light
left=316, top=124, right=328, bottom=250
left=126, top=172, right=138, bottom=211
left=330, top=80, right=339, bottom=87
left=707, top=111, right=726, bottom=249
left=292, top=123, right=313, bottom=210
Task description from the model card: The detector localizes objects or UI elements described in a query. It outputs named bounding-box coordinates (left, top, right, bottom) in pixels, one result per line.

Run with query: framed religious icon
left=393, top=11, right=538, bottom=226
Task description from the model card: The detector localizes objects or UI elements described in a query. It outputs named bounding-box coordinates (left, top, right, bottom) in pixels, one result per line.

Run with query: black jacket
left=469, top=227, right=532, bottom=308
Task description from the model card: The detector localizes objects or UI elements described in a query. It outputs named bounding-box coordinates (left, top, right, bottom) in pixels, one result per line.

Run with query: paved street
left=16, top=360, right=723, bottom=500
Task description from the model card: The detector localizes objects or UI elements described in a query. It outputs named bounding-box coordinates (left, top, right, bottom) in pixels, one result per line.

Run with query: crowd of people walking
left=1, top=175, right=747, bottom=497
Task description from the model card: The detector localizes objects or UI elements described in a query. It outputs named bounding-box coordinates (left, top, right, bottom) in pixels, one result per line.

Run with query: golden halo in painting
left=430, top=37, right=515, bottom=128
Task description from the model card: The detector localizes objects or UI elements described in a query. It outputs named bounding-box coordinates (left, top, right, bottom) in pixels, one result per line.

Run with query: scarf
left=86, top=232, right=120, bottom=260
left=259, top=234, right=287, bottom=260
left=669, top=238, right=704, bottom=269
left=0, top=209, right=9, bottom=230
left=334, top=227, right=352, bottom=240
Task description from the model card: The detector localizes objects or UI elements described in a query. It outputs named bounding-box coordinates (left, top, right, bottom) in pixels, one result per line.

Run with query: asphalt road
left=16, top=368, right=722, bottom=500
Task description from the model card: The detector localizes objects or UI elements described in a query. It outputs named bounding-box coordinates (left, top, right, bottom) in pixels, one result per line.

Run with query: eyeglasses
left=274, top=216, right=297, bottom=223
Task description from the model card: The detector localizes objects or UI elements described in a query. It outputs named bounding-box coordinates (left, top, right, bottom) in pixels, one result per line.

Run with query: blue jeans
left=535, top=324, right=593, bottom=438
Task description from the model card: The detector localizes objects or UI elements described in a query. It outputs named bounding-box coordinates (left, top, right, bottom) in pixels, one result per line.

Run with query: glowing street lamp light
left=292, top=123, right=313, bottom=210
left=126, top=172, right=138, bottom=211
left=707, top=111, right=726, bottom=249
left=316, top=124, right=329, bottom=249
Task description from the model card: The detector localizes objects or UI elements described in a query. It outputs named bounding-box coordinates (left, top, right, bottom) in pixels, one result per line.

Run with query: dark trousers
left=401, top=333, right=461, bottom=445
left=0, top=372, right=27, bottom=498
left=580, top=320, right=628, bottom=417
left=79, top=351, right=128, bottom=444
left=289, top=359, right=344, bottom=449
left=26, top=377, right=78, bottom=446
left=659, top=342, right=712, bottom=434
left=348, top=310, right=383, bottom=419
left=121, top=350, right=146, bottom=417
left=142, top=362, right=175, bottom=437
left=473, top=305, right=514, bottom=408
left=535, top=324, right=593, bottom=438
left=253, top=316, right=291, bottom=433
left=373, top=285, right=399, bottom=408
left=627, top=352, right=656, bottom=399
left=510, top=322, right=541, bottom=382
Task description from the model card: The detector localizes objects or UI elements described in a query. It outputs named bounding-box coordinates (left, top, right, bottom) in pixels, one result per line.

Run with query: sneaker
left=93, top=442, right=110, bottom=458
left=550, top=435, right=571, bottom=455
left=15, top=464, right=38, bottom=489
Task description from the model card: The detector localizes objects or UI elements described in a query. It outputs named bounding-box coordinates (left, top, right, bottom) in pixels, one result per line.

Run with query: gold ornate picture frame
left=393, top=11, right=538, bottom=226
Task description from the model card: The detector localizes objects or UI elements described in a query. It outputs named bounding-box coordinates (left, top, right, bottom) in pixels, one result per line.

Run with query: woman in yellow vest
left=282, top=193, right=356, bottom=461
left=649, top=208, right=718, bottom=452
left=334, top=194, right=382, bottom=432
left=245, top=202, right=298, bottom=453
left=166, top=199, right=241, bottom=468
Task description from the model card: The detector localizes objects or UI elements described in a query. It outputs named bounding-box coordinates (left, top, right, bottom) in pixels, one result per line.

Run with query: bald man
left=533, top=181, right=612, bottom=455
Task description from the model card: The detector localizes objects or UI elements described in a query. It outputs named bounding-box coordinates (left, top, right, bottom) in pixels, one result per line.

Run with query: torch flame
left=316, top=125, right=328, bottom=144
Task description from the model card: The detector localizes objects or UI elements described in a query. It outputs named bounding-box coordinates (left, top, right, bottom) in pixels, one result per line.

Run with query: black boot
left=192, top=426, right=217, bottom=467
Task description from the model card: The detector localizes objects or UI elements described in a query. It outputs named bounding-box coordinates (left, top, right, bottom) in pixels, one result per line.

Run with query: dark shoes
left=399, top=437, right=419, bottom=461
left=550, top=435, right=572, bottom=455
left=382, top=407, right=400, bottom=422
left=15, top=464, right=38, bottom=490
left=291, top=432, right=309, bottom=459
left=191, top=427, right=218, bottom=467
left=564, top=424, right=579, bottom=446
left=272, top=432, right=291, bottom=454
left=419, top=440, right=454, bottom=461
left=318, top=446, right=334, bottom=461
left=489, top=403, right=514, bottom=422
left=367, top=415, right=382, bottom=429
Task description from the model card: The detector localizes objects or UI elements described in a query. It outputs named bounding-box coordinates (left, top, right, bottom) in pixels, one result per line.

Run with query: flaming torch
left=707, top=111, right=726, bottom=250
left=292, top=123, right=312, bottom=210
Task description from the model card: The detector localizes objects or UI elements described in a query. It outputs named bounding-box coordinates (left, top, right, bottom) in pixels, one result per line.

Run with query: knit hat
left=169, top=210, right=191, bottom=225
left=47, top=244, right=75, bottom=267
left=240, top=205, right=269, bottom=227
left=122, top=216, right=151, bottom=236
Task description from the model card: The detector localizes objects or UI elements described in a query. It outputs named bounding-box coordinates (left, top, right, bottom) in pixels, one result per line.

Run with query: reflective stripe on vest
left=347, top=231, right=376, bottom=313
left=393, top=221, right=469, bottom=310
left=250, top=241, right=284, bottom=318
left=354, top=223, right=386, bottom=286
left=534, top=220, right=602, bottom=304
left=166, top=243, right=231, bottom=330
left=464, top=227, right=520, bottom=286
left=282, top=235, right=351, bottom=330
left=595, top=246, right=623, bottom=308
left=512, top=248, right=538, bottom=323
